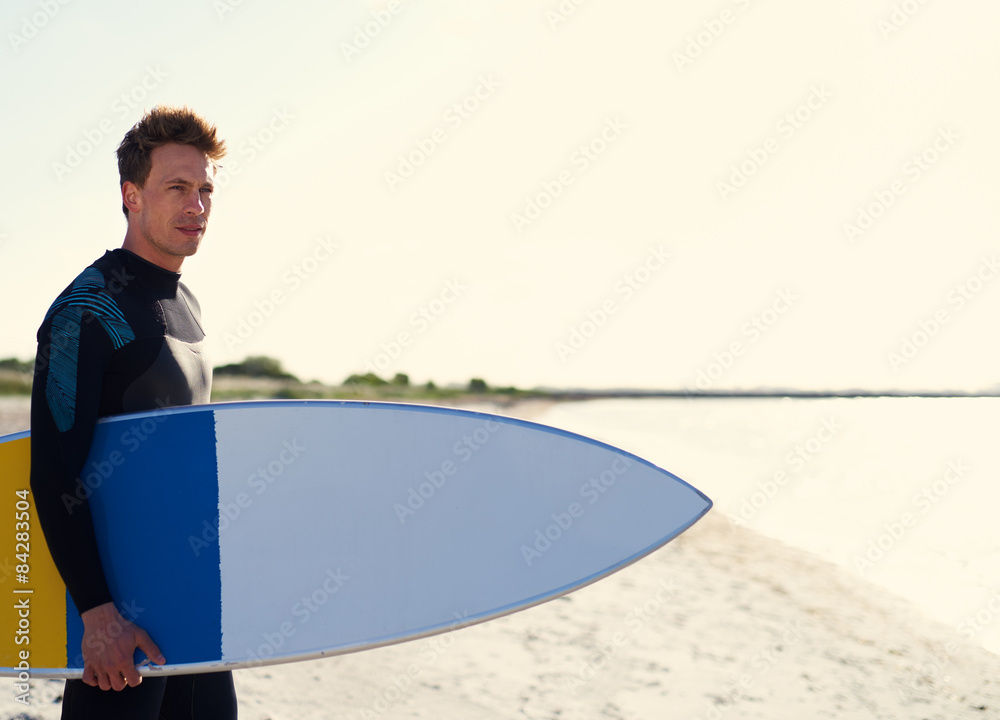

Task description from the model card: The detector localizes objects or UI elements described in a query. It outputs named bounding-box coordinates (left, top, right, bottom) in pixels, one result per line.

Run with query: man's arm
left=30, top=305, right=164, bottom=688
left=31, top=309, right=116, bottom=610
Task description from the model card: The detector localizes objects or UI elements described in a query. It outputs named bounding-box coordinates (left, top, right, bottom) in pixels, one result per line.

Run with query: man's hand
left=80, top=602, right=166, bottom=691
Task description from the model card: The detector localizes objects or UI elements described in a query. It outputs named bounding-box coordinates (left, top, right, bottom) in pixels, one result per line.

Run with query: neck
left=121, top=229, right=185, bottom=273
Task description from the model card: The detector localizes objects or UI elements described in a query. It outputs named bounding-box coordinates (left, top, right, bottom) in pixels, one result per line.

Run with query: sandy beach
left=2, top=396, right=998, bottom=719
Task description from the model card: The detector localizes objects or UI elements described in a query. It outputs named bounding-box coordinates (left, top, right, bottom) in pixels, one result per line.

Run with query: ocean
left=535, top=396, right=1000, bottom=655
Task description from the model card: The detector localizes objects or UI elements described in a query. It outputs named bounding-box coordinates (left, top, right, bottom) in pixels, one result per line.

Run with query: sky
left=1, top=0, right=998, bottom=392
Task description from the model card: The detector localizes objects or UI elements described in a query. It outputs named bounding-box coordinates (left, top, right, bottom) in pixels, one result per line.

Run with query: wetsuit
left=30, top=248, right=236, bottom=720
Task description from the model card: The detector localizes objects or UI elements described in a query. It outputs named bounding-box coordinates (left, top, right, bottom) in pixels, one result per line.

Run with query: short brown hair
left=116, top=106, right=226, bottom=218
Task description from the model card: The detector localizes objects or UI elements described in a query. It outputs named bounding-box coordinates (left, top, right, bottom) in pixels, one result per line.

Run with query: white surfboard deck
left=0, top=400, right=711, bottom=677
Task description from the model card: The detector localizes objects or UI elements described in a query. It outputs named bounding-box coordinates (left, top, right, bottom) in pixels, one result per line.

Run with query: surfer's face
left=122, top=143, right=215, bottom=271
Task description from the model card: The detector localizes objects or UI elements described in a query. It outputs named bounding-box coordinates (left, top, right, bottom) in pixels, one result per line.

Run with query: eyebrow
left=163, top=177, right=215, bottom=189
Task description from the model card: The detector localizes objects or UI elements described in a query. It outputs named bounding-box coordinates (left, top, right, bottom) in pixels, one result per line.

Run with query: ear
left=122, top=181, right=142, bottom=215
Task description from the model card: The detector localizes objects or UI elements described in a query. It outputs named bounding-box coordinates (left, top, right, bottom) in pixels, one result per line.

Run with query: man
left=30, top=106, right=237, bottom=719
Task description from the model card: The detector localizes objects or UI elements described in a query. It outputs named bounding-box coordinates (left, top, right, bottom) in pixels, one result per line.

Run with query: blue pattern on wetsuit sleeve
left=43, top=268, right=136, bottom=432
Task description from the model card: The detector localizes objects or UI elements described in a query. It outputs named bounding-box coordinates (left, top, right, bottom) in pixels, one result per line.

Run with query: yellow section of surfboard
left=0, top=436, right=67, bottom=671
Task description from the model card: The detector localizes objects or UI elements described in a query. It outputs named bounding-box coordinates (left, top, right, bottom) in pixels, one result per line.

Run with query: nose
left=184, top=189, right=205, bottom=215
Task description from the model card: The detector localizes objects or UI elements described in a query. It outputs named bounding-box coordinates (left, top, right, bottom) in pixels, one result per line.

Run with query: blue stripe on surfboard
left=65, top=409, right=222, bottom=668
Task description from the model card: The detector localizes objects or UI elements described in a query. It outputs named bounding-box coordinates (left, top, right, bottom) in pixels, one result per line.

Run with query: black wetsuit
left=30, top=248, right=236, bottom=720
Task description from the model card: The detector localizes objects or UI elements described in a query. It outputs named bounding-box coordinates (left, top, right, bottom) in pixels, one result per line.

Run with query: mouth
left=176, top=225, right=205, bottom=238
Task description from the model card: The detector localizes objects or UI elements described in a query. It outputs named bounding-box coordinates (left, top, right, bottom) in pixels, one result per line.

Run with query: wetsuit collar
left=110, top=248, right=182, bottom=298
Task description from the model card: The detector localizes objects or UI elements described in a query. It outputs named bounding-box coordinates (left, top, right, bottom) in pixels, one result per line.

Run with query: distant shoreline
left=1, top=370, right=998, bottom=404
left=536, top=389, right=1000, bottom=399
left=205, top=377, right=1000, bottom=402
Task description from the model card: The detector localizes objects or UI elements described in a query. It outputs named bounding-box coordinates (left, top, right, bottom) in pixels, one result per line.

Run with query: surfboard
left=0, top=400, right=711, bottom=678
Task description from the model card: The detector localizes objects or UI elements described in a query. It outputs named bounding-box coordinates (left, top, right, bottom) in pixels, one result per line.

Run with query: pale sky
left=2, top=0, right=998, bottom=391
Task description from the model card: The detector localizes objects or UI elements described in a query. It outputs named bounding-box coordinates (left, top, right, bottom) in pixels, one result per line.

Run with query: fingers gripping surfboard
left=0, top=400, right=711, bottom=677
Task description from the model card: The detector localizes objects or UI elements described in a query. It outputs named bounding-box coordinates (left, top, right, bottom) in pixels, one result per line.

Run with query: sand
left=2, top=397, right=998, bottom=719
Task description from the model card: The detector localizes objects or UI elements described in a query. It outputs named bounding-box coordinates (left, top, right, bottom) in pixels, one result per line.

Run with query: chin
left=177, top=238, right=203, bottom=255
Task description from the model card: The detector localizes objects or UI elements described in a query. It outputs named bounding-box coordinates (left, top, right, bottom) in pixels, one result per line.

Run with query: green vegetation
left=467, top=378, right=488, bottom=394
left=214, top=355, right=299, bottom=381
left=0, top=357, right=32, bottom=395
left=0, top=358, right=33, bottom=374
left=0, top=353, right=539, bottom=402
left=0, top=374, right=31, bottom=395
left=210, top=356, right=540, bottom=403
left=342, top=372, right=387, bottom=387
